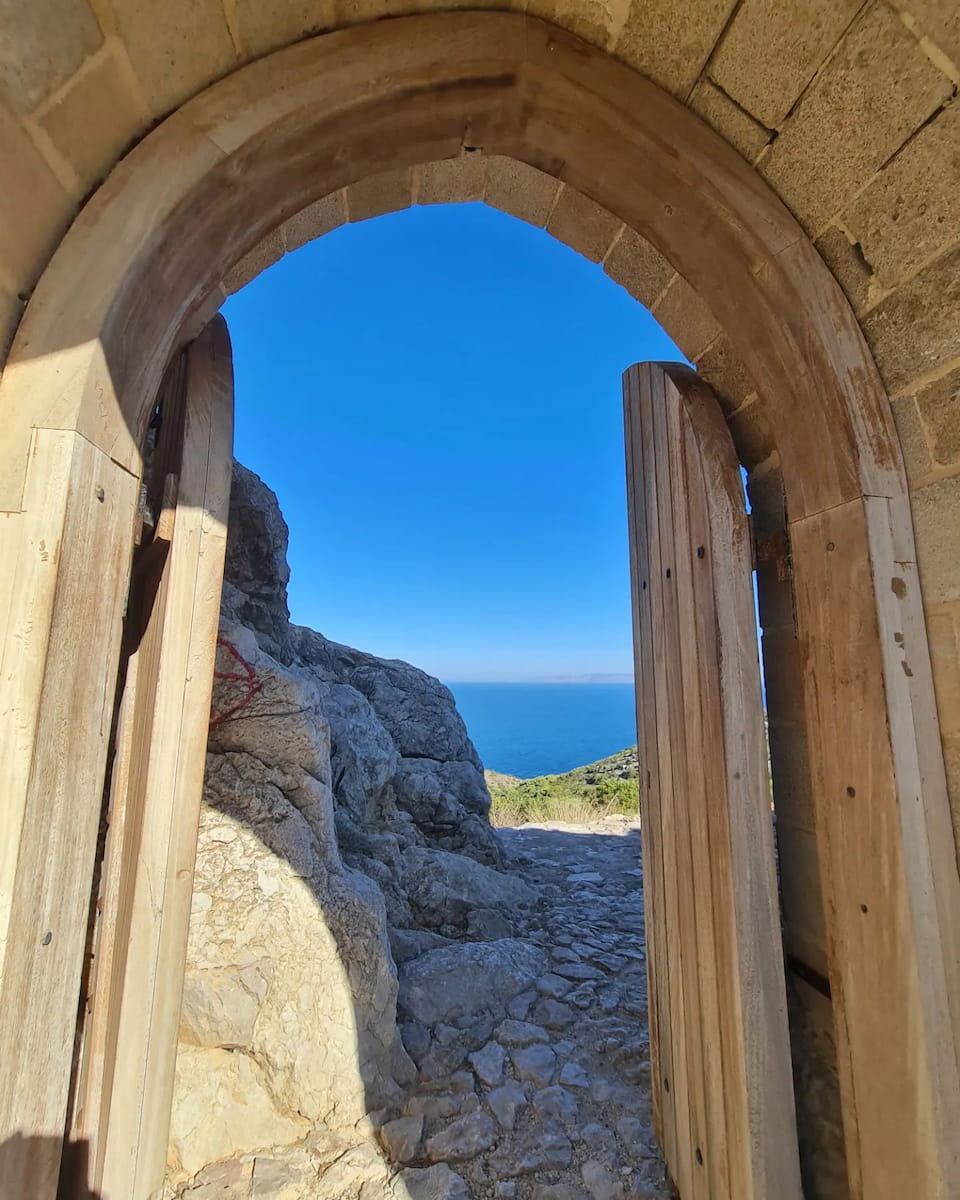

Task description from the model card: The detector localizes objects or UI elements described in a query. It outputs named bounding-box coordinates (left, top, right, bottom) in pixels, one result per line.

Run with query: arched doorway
left=0, top=13, right=957, bottom=1199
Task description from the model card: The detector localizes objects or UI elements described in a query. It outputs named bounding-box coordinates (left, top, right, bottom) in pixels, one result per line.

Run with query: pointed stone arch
left=0, top=13, right=957, bottom=1198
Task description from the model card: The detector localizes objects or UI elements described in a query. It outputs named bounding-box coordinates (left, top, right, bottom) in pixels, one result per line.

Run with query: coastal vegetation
left=486, top=747, right=640, bottom=827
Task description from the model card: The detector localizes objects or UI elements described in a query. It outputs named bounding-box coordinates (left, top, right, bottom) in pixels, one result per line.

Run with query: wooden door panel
left=65, top=316, right=234, bottom=1200
left=624, top=362, right=801, bottom=1200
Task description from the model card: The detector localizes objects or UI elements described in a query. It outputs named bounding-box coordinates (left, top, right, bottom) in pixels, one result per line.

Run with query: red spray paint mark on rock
left=209, top=636, right=262, bottom=730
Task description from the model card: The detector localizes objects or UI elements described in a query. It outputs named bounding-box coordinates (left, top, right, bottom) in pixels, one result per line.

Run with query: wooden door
left=624, top=362, right=801, bottom=1200
left=61, top=317, right=234, bottom=1200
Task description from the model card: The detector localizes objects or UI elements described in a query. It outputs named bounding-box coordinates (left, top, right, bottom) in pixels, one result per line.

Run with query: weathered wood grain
left=65, top=319, right=234, bottom=1200
left=0, top=14, right=951, bottom=1196
left=624, top=362, right=802, bottom=1200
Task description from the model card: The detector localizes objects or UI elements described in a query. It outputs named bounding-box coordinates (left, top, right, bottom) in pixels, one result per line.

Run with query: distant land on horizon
left=444, top=674, right=635, bottom=685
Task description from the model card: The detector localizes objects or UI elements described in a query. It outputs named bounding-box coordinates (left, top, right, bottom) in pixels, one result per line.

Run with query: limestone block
left=178, top=284, right=226, bottom=351
left=914, top=364, right=960, bottom=467
left=689, top=79, right=771, bottom=162
left=331, top=0, right=518, bottom=29
left=283, top=191, right=346, bottom=253
left=179, top=964, right=268, bottom=1049
left=0, top=0, right=102, bottom=113
left=0, top=105, right=70, bottom=295
left=727, top=397, right=776, bottom=470
left=615, top=0, right=737, bottom=97
left=926, top=603, right=960, bottom=737
left=843, top=102, right=960, bottom=288
left=109, top=0, right=237, bottom=113
left=907, top=0, right=960, bottom=73
left=525, top=0, right=622, bottom=51
left=168, top=1046, right=310, bottom=1177
left=546, top=186, right=621, bottom=264
left=418, top=155, right=486, bottom=206
left=651, top=274, right=720, bottom=362
left=693, top=334, right=756, bottom=417
left=233, top=0, right=336, bottom=58
left=223, top=228, right=285, bottom=295
left=861, top=244, right=960, bottom=393
left=891, top=395, right=934, bottom=483
left=484, top=156, right=559, bottom=228
left=814, top=225, right=875, bottom=316
left=911, top=475, right=960, bottom=605
left=346, top=168, right=413, bottom=223
left=602, top=228, right=673, bottom=307
left=759, top=4, right=953, bottom=233
left=709, top=0, right=862, bottom=129
left=37, top=49, right=146, bottom=193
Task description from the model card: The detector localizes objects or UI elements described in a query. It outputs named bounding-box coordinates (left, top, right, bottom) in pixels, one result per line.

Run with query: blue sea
left=447, top=683, right=637, bottom=778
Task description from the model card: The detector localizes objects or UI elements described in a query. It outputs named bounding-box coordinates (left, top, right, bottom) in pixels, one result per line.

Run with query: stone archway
left=0, top=12, right=957, bottom=1199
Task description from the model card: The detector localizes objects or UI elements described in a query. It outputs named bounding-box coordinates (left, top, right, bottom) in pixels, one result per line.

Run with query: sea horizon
left=447, top=681, right=637, bottom=779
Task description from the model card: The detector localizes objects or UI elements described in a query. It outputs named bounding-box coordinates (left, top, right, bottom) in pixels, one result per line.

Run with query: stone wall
left=165, top=463, right=539, bottom=1195
left=1, top=0, right=957, bottom=842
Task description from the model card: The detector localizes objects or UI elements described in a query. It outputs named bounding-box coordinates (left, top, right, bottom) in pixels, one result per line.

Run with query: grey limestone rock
left=559, top=1061, right=591, bottom=1090
left=494, top=1019, right=549, bottom=1047
left=379, top=1114, right=424, bottom=1164
left=469, top=1041, right=506, bottom=1087
left=398, top=939, right=548, bottom=1025
left=399, top=1164, right=472, bottom=1200
left=581, top=1161, right=624, bottom=1200
left=220, top=462, right=292, bottom=662
left=532, top=1085, right=580, bottom=1124
left=487, top=1081, right=527, bottom=1131
left=424, top=1112, right=498, bottom=1162
left=509, top=1043, right=556, bottom=1088
left=402, top=846, right=536, bottom=933
left=533, top=998, right=574, bottom=1029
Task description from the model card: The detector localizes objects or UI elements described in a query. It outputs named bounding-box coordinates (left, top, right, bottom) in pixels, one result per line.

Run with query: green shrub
left=486, top=747, right=640, bottom=828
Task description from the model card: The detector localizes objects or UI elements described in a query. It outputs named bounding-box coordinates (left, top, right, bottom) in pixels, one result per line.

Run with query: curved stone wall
left=1, top=1, right=957, bottom=822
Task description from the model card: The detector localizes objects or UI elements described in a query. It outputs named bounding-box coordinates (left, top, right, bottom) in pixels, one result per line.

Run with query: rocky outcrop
left=167, top=463, right=531, bottom=1196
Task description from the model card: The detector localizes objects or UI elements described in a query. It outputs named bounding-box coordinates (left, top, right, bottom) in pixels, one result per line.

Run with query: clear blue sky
left=223, top=202, right=683, bottom=682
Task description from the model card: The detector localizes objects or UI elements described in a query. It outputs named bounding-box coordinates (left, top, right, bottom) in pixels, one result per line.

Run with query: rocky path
left=388, top=817, right=673, bottom=1200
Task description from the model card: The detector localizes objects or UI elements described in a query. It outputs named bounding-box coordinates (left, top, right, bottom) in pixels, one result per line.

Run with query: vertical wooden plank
left=623, top=367, right=673, bottom=1152
left=66, top=317, right=234, bottom=1200
left=792, top=499, right=960, bottom=1199
left=651, top=363, right=712, bottom=1200
left=0, top=433, right=138, bottom=1197
left=675, top=368, right=802, bottom=1200
left=133, top=316, right=234, bottom=1195
left=636, top=364, right=694, bottom=1199
left=103, top=317, right=233, bottom=1200
left=666, top=384, right=730, bottom=1200
left=624, top=361, right=802, bottom=1200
